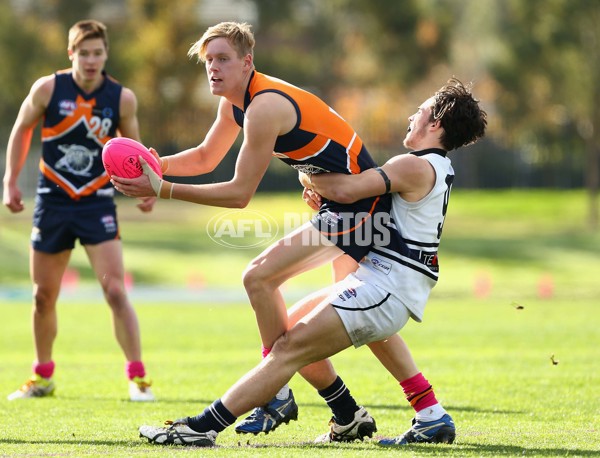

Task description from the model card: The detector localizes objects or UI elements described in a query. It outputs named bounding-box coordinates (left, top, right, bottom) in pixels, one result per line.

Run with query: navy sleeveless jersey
left=38, top=70, right=122, bottom=205
left=232, top=71, right=377, bottom=175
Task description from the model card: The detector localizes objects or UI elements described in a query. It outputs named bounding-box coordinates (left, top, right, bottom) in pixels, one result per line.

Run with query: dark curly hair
left=431, top=78, right=487, bottom=151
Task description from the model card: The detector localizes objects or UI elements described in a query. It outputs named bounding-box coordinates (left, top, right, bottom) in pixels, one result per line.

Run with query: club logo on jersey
left=287, top=164, right=329, bottom=175
left=55, top=144, right=99, bottom=176
left=58, top=99, right=77, bottom=116
left=316, top=209, right=342, bottom=227
left=92, top=107, right=114, bottom=118
left=370, top=256, right=392, bottom=275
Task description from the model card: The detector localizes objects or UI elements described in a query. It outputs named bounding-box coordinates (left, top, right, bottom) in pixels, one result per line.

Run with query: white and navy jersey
left=354, top=149, right=454, bottom=322
left=37, top=70, right=122, bottom=206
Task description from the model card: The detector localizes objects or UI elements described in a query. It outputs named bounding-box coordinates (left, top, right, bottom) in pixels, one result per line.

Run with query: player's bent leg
left=242, top=222, right=341, bottom=348
left=140, top=303, right=353, bottom=447
left=289, top=287, right=340, bottom=389
left=237, top=225, right=341, bottom=433
left=223, top=302, right=354, bottom=420
left=235, top=285, right=339, bottom=435
left=290, top=276, right=379, bottom=443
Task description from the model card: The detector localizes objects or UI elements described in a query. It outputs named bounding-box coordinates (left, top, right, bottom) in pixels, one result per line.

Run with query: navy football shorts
left=31, top=199, right=120, bottom=253
left=310, top=194, right=392, bottom=262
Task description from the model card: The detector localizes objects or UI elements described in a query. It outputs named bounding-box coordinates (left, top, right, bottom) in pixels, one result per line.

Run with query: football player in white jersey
left=138, top=78, right=487, bottom=447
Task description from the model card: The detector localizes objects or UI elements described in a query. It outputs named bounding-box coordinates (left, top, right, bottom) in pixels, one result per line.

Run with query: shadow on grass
left=296, top=401, right=525, bottom=416
left=1, top=438, right=597, bottom=456
left=131, top=399, right=524, bottom=417
left=0, top=438, right=133, bottom=447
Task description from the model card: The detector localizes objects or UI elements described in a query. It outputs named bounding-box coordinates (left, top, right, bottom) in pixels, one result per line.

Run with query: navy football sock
left=186, top=399, right=237, bottom=433
left=318, top=376, right=359, bottom=425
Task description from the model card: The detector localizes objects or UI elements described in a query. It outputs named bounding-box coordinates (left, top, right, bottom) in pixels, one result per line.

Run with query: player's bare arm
left=308, top=153, right=436, bottom=204
left=117, top=88, right=141, bottom=141
left=3, top=76, right=54, bottom=213
left=113, top=91, right=294, bottom=208
left=164, top=92, right=289, bottom=207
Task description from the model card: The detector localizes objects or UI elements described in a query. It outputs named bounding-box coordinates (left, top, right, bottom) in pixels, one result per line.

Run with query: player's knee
left=271, top=326, right=315, bottom=367
left=270, top=333, right=299, bottom=364
left=242, top=261, right=272, bottom=295
left=100, top=276, right=127, bottom=306
left=32, top=286, right=56, bottom=313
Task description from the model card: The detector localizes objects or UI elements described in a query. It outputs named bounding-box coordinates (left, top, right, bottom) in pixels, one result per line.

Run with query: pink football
left=102, top=137, right=162, bottom=178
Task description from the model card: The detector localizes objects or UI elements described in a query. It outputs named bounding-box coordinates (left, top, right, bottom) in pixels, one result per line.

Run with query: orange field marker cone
left=537, top=273, right=554, bottom=299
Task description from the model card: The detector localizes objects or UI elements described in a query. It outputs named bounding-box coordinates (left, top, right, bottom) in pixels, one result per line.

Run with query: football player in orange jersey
left=136, top=76, right=487, bottom=447
left=113, top=21, right=484, bottom=441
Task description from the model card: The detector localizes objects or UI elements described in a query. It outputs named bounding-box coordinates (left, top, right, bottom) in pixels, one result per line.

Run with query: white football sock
left=275, top=384, right=290, bottom=400
left=415, top=403, right=447, bottom=422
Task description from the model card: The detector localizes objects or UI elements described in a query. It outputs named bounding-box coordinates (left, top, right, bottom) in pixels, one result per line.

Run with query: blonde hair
left=188, top=22, right=255, bottom=62
left=68, top=19, right=108, bottom=52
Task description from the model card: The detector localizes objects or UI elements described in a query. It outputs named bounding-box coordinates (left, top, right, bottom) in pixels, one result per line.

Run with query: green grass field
left=1, top=190, right=599, bottom=456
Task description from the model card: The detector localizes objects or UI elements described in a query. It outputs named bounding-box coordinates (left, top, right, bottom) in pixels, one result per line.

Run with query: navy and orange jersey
left=232, top=71, right=377, bottom=175
left=38, top=70, right=121, bottom=206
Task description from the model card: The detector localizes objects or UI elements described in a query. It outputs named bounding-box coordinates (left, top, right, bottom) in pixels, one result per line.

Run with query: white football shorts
left=327, top=272, right=410, bottom=348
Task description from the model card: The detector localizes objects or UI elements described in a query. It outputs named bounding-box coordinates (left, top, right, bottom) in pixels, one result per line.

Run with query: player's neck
left=411, top=139, right=444, bottom=152
left=228, top=68, right=254, bottom=109
left=72, top=71, right=104, bottom=94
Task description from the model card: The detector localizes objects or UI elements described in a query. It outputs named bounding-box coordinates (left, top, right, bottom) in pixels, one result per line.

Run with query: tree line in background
left=0, top=0, right=598, bottom=227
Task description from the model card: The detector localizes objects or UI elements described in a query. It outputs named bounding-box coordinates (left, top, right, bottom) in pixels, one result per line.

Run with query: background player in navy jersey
left=137, top=78, right=487, bottom=447
left=3, top=19, right=155, bottom=401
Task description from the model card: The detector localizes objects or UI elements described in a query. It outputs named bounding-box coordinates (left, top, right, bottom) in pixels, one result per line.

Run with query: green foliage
left=1, top=1, right=599, bottom=217
left=0, top=3, right=64, bottom=140
left=110, top=0, right=217, bottom=150
left=489, top=0, right=598, bottom=161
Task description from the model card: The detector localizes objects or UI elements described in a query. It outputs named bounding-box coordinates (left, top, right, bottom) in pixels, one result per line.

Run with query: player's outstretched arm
left=309, top=154, right=435, bottom=203
left=112, top=93, right=286, bottom=208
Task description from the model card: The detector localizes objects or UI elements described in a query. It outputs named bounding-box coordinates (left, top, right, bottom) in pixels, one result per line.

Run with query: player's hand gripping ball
left=102, top=137, right=162, bottom=178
